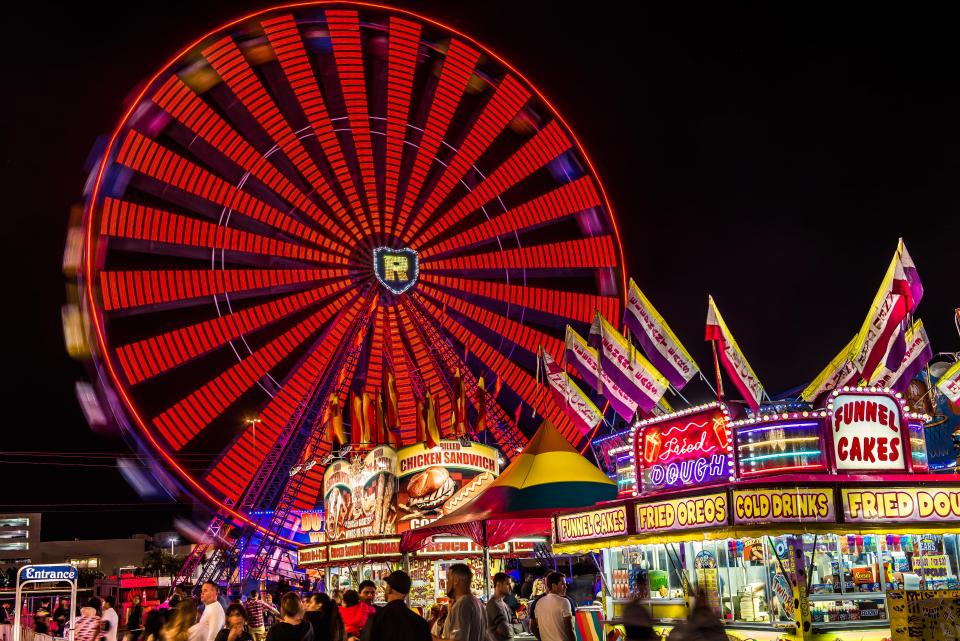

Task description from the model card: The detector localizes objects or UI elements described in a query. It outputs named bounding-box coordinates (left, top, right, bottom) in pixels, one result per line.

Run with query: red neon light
left=202, top=34, right=367, bottom=239
left=396, top=302, right=454, bottom=434
left=739, top=464, right=825, bottom=477
left=420, top=175, right=601, bottom=258
left=383, top=16, right=421, bottom=235
left=401, top=75, right=531, bottom=244
left=261, top=14, right=367, bottom=231
left=414, top=120, right=571, bottom=247
left=393, top=38, right=481, bottom=238
left=326, top=10, right=381, bottom=224
left=421, top=236, right=617, bottom=272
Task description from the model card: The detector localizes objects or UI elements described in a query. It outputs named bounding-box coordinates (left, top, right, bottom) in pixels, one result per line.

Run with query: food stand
left=553, top=389, right=948, bottom=641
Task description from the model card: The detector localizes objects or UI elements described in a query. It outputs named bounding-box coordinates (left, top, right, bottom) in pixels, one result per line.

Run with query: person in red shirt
left=338, top=591, right=373, bottom=641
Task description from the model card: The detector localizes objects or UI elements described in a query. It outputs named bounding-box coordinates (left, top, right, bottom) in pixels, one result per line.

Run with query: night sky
left=3, top=3, right=958, bottom=541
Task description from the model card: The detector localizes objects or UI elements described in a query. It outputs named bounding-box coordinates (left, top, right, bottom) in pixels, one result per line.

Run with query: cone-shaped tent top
left=400, top=419, right=617, bottom=551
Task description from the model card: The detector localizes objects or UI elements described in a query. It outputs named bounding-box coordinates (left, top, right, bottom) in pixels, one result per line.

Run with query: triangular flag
left=329, top=395, right=346, bottom=447
left=706, top=296, right=765, bottom=411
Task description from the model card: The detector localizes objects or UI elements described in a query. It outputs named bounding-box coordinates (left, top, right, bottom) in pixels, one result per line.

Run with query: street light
left=168, top=537, right=178, bottom=555
left=245, top=417, right=262, bottom=449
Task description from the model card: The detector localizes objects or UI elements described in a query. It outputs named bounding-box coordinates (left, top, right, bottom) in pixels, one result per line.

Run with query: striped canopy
left=400, top=419, right=617, bottom=550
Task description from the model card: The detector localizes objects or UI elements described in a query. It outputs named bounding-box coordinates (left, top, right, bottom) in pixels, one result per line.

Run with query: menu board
left=889, top=590, right=960, bottom=641
left=637, top=406, right=731, bottom=492
left=396, top=440, right=499, bottom=532
left=323, top=446, right=398, bottom=540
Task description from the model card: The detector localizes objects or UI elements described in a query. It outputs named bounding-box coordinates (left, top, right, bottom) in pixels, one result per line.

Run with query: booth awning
left=400, top=419, right=617, bottom=551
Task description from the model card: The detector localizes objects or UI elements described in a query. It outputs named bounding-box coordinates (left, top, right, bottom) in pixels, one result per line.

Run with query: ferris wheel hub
left=373, top=246, right=419, bottom=295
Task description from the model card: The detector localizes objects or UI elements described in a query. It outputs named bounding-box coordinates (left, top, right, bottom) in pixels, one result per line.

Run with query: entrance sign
left=14, top=564, right=79, bottom=641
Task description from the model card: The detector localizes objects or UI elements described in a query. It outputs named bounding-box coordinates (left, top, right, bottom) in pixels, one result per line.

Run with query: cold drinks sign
left=830, top=391, right=906, bottom=471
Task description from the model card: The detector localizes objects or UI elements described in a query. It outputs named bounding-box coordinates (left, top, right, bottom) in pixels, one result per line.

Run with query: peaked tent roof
left=399, top=419, right=617, bottom=550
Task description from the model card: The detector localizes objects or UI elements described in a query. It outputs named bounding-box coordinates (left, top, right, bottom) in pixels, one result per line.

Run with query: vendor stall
left=553, top=388, right=943, bottom=641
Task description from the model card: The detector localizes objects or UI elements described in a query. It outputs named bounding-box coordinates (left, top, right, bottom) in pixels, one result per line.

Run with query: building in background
left=0, top=513, right=40, bottom=568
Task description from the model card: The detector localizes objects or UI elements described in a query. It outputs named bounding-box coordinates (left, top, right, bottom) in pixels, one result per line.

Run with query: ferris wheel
left=79, top=2, right=626, bottom=532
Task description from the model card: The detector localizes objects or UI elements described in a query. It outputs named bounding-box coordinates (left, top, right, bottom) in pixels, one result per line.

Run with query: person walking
left=213, top=604, right=253, bottom=641
left=486, top=573, right=514, bottom=641
left=141, top=611, right=166, bottom=641
left=53, top=597, right=71, bottom=637
left=529, top=573, right=574, bottom=641
left=191, top=583, right=226, bottom=641
left=338, top=592, right=372, bottom=641
left=126, top=594, right=144, bottom=641
left=161, top=600, right=199, bottom=641
left=245, top=591, right=278, bottom=641
left=102, top=596, right=120, bottom=641
left=265, top=593, right=313, bottom=641
left=74, top=599, right=104, bottom=641
left=303, top=594, right=344, bottom=641
left=357, top=571, right=429, bottom=641
left=435, top=563, right=486, bottom=641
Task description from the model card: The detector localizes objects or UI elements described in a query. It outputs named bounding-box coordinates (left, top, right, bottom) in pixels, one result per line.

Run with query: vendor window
left=613, top=544, right=684, bottom=602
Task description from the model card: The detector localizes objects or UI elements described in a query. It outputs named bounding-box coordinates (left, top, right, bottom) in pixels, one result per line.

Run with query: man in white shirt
left=191, top=582, right=226, bottom=641
left=530, top=573, right=574, bottom=641
left=101, top=597, right=119, bottom=641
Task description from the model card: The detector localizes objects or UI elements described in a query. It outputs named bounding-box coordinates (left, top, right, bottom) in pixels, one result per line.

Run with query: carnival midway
left=6, top=5, right=952, bottom=641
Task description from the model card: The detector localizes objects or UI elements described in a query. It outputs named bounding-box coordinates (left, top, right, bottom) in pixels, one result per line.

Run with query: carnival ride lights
left=72, top=2, right=627, bottom=585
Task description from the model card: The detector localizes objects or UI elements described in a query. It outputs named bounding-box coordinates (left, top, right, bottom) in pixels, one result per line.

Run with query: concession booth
left=552, top=389, right=956, bottom=641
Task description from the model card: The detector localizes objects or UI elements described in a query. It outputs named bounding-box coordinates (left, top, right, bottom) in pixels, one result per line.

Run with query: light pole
left=246, top=417, right=262, bottom=449
left=168, top=537, right=178, bottom=555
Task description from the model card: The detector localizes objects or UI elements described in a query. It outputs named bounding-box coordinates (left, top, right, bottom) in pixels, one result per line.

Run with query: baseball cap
left=384, top=570, right=412, bottom=595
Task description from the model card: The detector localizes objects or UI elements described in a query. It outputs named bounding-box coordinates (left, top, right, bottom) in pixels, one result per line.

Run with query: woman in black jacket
left=266, top=594, right=313, bottom=641
left=304, top=594, right=344, bottom=641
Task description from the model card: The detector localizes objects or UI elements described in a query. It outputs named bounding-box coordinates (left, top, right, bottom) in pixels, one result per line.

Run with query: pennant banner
left=624, top=278, right=699, bottom=390
left=705, top=296, right=765, bottom=411
left=801, top=336, right=858, bottom=403
left=565, top=326, right=638, bottom=422
left=870, top=320, right=932, bottom=392
left=937, top=360, right=960, bottom=405
left=542, top=350, right=603, bottom=436
left=589, top=313, right=669, bottom=414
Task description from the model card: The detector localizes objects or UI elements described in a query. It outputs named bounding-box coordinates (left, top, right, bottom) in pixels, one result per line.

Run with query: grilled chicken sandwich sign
left=831, top=392, right=906, bottom=471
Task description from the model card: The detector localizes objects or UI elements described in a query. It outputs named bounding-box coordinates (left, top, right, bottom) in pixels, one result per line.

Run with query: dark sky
left=2, top=2, right=958, bottom=540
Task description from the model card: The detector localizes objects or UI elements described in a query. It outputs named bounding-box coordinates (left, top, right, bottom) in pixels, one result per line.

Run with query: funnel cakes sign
left=829, top=390, right=906, bottom=472
left=396, top=440, right=499, bottom=532
left=323, top=446, right=398, bottom=541
left=636, top=404, right=732, bottom=493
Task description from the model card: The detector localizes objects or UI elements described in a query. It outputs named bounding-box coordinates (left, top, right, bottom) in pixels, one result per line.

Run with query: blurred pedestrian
left=338, top=592, right=372, bottom=641
left=162, top=599, right=199, bottom=641
left=74, top=598, right=103, bottom=641
left=666, top=591, right=725, bottom=641
left=621, top=599, right=655, bottom=641
left=142, top=610, right=165, bottom=641
left=214, top=604, right=252, bottom=641
left=102, top=596, right=119, bottom=641
left=303, top=593, right=344, bottom=641
left=126, top=594, right=144, bottom=641
left=265, top=593, right=312, bottom=641
left=53, top=597, right=71, bottom=637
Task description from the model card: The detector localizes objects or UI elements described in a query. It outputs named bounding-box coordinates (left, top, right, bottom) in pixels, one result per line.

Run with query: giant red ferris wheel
left=79, top=2, right=626, bottom=540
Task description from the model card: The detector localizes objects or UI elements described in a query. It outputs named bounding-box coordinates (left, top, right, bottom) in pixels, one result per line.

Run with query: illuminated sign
left=324, top=446, right=398, bottom=541
left=328, top=541, right=365, bottom=562
left=396, top=440, right=499, bottom=533
left=637, top=405, right=732, bottom=492
left=18, top=565, right=78, bottom=582
left=511, top=541, right=537, bottom=554
left=364, top=538, right=401, bottom=558
left=298, top=546, right=328, bottom=565
left=635, top=493, right=727, bottom=533
left=830, top=391, right=905, bottom=471
left=555, top=505, right=629, bottom=543
left=373, top=247, right=419, bottom=295
left=842, top=487, right=960, bottom=523
left=415, top=540, right=509, bottom=556
left=732, top=488, right=835, bottom=525
left=296, top=510, right=325, bottom=544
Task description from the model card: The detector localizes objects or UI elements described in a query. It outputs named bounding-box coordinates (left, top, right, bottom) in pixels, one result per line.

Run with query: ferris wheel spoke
left=116, top=282, right=351, bottom=386
left=202, top=35, right=365, bottom=242
left=151, top=75, right=357, bottom=254
left=392, top=39, right=481, bottom=239
left=416, top=295, right=578, bottom=444
left=99, top=268, right=341, bottom=312
left=415, top=120, right=572, bottom=247
left=205, top=294, right=368, bottom=501
left=152, top=293, right=354, bottom=450
left=396, top=304, right=455, bottom=436
left=100, top=198, right=347, bottom=265
left=420, top=175, right=601, bottom=258
left=116, top=131, right=339, bottom=252
left=385, top=307, right=420, bottom=442
left=261, top=14, right=369, bottom=233
left=326, top=10, right=381, bottom=231
left=383, top=16, right=422, bottom=237
left=420, top=273, right=618, bottom=325
left=421, top=236, right=618, bottom=273
left=401, top=75, right=530, bottom=245
left=418, top=282, right=563, bottom=361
